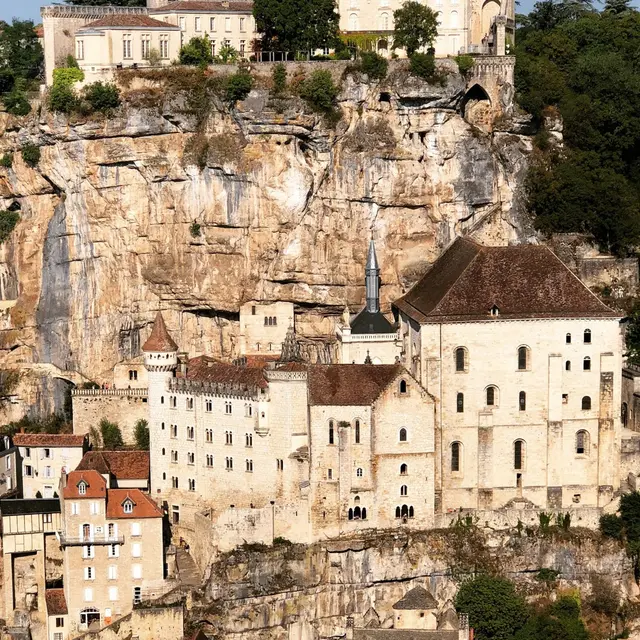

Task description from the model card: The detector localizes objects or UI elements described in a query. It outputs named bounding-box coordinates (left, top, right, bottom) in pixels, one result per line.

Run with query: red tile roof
left=45, top=589, right=68, bottom=616
left=142, top=312, right=178, bottom=352
left=80, top=14, right=180, bottom=30
left=106, top=489, right=163, bottom=519
left=152, top=1, right=253, bottom=13
left=394, top=238, right=619, bottom=324
left=13, top=433, right=86, bottom=448
left=75, top=451, right=150, bottom=481
left=186, top=356, right=268, bottom=389
left=63, top=470, right=107, bottom=499
left=308, top=364, right=402, bottom=406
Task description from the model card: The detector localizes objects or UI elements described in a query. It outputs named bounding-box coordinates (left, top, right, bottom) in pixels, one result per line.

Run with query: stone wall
left=72, top=389, right=149, bottom=445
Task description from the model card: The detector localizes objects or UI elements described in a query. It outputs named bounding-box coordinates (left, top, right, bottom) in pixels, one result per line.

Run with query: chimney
left=20, top=427, right=25, bottom=434
left=346, top=617, right=354, bottom=640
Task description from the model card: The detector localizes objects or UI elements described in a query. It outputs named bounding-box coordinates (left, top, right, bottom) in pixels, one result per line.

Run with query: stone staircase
left=176, top=547, right=201, bottom=588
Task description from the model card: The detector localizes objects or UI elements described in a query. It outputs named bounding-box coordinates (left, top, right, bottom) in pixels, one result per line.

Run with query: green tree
left=409, top=52, right=438, bottom=81
left=0, top=20, right=43, bottom=82
left=392, top=1, right=439, bottom=55
left=253, top=0, right=339, bottom=53
left=272, top=63, right=287, bottom=96
left=83, top=81, right=120, bottom=112
left=299, top=69, right=339, bottom=113
left=99, top=418, right=124, bottom=450
left=359, top=51, right=388, bottom=80
left=3, top=81, right=30, bottom=116
left=455, top=574, right=528, bottom=640
left=604, top=0, right=633, bottom=13
left=179, top=35, right=214, bottom=66
left=134, top=419, right=150, bottom=450
left=217, top=44, right=239, bottom=64
left=225, top=69, right=253, bottom=103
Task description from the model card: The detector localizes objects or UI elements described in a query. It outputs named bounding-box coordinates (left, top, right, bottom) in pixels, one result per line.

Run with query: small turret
left=143, top=312, right=178, bottom=372
left=365, top=239, right=380, bottom=314
left=278, top=325, right=303, bottom=363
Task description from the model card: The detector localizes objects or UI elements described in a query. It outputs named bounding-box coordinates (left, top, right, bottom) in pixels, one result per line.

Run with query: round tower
left=143, top=312, right=178, bottom=500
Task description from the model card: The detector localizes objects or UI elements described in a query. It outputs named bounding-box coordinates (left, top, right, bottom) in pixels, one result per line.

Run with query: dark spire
left=279, top=325, right=303, bottom=362
left=365, top=238, right=380, bottom=313
left=364, top=350, right=372, bottom=365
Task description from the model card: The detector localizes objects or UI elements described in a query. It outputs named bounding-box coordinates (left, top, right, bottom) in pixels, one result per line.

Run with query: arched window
left=264, top=317, right=268, bottom=326
left=451, top=442, right=461, bottom=472
left=354, top=506, right=361, bottom=519
left=400, top=463, right=408, bottom=475
left=395, top=506, right=401, bottom=518
left=399, top=428, right=407, bottom=442
left=576, top=430, right=589, bottom=454
left=582, top=396, right=592, bottom=410
left=584, top=329, right=591, bottom=344
left=400, top=484, right=408, bottom=496
left=456, top=392, right=464, bottom=413
left=519, top=391, right=526, bottom=412
left=162, top=448, right=165, bottom=455
left=354, top=496, right=360, bottom=504
left=379, top=12, right=389, bottom=29
left=514, top=440, right=524, bottom=470
left=348, top=508, right=353, bottom=520
left=399, top=379, right=407, bottom=394
left=362, top=507, right=367, bottom=520
left=455, top=347, right=467, bottom=372
left=518, top=346, right=529, bottom=371
left=356, top=467, right=363, bottom=477
left=486, top=386, right=497, bottom=406
left=329, top=420, right=334, bottom=444
left=622, top=402, right=629, bottom=428
left=566, top=360, right=571, bottom=371
left=409, top=506, right=414, bottom=518
left=583, top=357, right=591, bottom=371
left=401, top=504, right=409, bottom=518
left=349, top=13, right=359, bottom=29
left=450, top=9, right=458, bottom=27
left=566, top=333, right=572, bottom=344
left=355, top=420, right=361, bottom=443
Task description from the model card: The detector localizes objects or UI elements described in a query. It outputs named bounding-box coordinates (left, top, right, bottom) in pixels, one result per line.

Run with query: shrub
left=0, top=154, right=13, bottom=168
left=589, top=574, right=620, bottom=618
left=272, top=63, right=287, bottom=96
left=535, top=567, right=559, bottom=583
left=65, top=54, right=79, bottom=69
left=3, top=85, right=31, bottom=116
left=52, top=66, right=84, bottom=87
left=225, top=70, right=253, bottom=103
left=299, top=69, right=339, bottom=113
left=217, top=44, right=239, bottom=64
left=455, top=54, right=474, bottom=75
left=134, top=419, right=150, bottom=450
left=99, top=418, right=124, bottom=450
left=0, top=211, right=20, bottom=243
left=147, top=48, right=162, bottom=67
left=359, top=51, right=388, bottom=80
left=179, top=35, right=214, bottom=66
left=0, top=69, right=15, bottom=94
left=190, top=220, right=202, bottom=237
left=21, top=144, right=40, bottom=168
left=48, top=82, right=77, bottom=114
left=83, top=82, right=120, bottom=113
left=600, top=513, right=623, bottom=539
left=409, top=52, right=437, bottom=81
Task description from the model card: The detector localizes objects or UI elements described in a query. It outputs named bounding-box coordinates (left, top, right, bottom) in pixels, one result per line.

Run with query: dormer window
left=490, top=305, right=499, bottom=317
left=78, top=481, right=87, bottom=495
left=123, top=499, right=134, bottom=514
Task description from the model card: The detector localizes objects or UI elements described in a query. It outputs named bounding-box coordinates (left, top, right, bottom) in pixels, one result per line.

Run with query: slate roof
left=142, top=312, right=179, bottom=352
left=79, top=15, right=180, bottom=29
left=186, top=356, right=268, bottom=389
left=45, top=589, right=68, bottom=616
left=350, top=309, right=396, bottom=335
left=393, top=238, right=618, bottom=324
left=152, top=1, right=253, bottom=13
left=0, top=499, right=61, bottom=515
left=308, top=365, right=402, bottom=406
left=392, top=586, right=438, bottom=610
left=106, top=489, right=163, bottom=519
left=63, top=470, right=107, bottom=499
left=12, top=433, right=86, bottom=448
left=75, top=451, right=150, bottom=481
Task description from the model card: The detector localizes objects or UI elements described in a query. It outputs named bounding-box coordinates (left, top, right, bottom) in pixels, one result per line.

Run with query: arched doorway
left=461, top=83, right=492, bottom=131
left=481, top=0, right=501, bottom=39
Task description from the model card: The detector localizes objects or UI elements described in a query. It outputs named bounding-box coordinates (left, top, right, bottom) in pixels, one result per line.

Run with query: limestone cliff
left=0, top=60, right=532, bottom=401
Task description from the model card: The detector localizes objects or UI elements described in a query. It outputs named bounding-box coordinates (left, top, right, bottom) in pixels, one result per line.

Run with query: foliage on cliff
left=392, top=1, right=439, bottom=55
left=517, top=4, right=640, bottom=256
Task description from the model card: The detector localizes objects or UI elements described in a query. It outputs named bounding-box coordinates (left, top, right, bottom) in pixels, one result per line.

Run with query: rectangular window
left=245, top=459, right=253, bottom=472
left=327, top=468, right=333, bottom=480
left=187, top=426, right=194, bottom=440
left=56, top=617, right=64, bottom=628
left=132, top=542, right=142, bottom=558
left=179, top=16, right=186, bottom=30
left=206, top=429, right=213, bottom=443
left=141, top=34, right=150, bottom=59
left=132, top=564, right=143, bottom=579
left=211, top=40, right=216, bottom=57
left=109, top=586, right=119, bottom=601
left=206, top=454, right=213, bottom=467
left=245, top=433, right=252, bottom=447
left=188, top=478, right=196, bottom=491
left=210, top=17, right=216, bottom=31
left=108, top=565, right=118, bottom=580
left=44, top=466, right=53, bottom=478
left=171, top=424, right=177, bottom=438
left=170, top=396, right=177, bottom=408
left=172, top=505, right=180, bottom=524
left=187, top=452, right=195, bottom=465
left=90, top=502, right=99, bottom=515
left=108, top=544, right=119, bottom=558
left=160, top=35, right=169, bottom=59
left=240, top=40, right=245, bottom=56
left=133, top=586, right=142, bottom=604
left=225, top=401, right=232, bottom=415
left=240, top=17, right=245, bottom=31
left=186, top=398, right=194, bottom=411
left=24, top=447, right=30, bottom=458
left=84, top=588, right=93, bottom=602
left=71, top=502, right=79, bottom=515
left=131, top=522, right=141, bottom=537
left=205, top=399, right=212, bottom=412
left=195, top=16, right=201, bottom=31
left=226, top=457, right=233, bottom=470
left=171, top=450, right=178, bottom=463
left=82, top=545, right=94, bottom=559
left=24, top=465, right=32, bottom=477
left=172, top=476, right=179, bottom=489
left=43, top=448, right=51, bottom=459
left=123, top=35, right=132, bottom=59
left=6, top=456, right=11, bottom=470
left=84, top=566, right=94, bottom=580
left=43, top=513, right=52, bottom=524
left=225, top=16, right=231, bottom=31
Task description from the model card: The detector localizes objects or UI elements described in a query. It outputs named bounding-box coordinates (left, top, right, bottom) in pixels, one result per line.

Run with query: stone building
left=393, top=237, right=623, bottom=512
left=337, top=240, right=401, bottom=365
left=75, top=451, right=151, bottom=491
left=14, top=434, right=87, bottom=500
left=46, top=589, right=69, bottom=640
left=59, top=469, right=165, bottom=636
left=239, top=301, right=295, bottom=357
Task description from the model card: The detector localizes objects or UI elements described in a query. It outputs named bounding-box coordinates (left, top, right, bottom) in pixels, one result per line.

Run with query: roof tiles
left=13, top=433, right=86, bottom=448
left=80, top=14, right=180, bottom=29
left=186, top=357, right=268, bottom=389
left=63, top=470, right=107, bottom=499
left=142, top=312, right=179, bottom=352
left=152, top=1, right=253, bottom=13
left=106, top=489, right=163, bottom=519
left=75, top=451, right=150, bottom=481
left=45, top=589, right=68, bottom=616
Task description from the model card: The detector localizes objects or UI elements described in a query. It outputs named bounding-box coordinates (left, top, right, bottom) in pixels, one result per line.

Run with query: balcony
left=58, top=532, right=125, bottom=547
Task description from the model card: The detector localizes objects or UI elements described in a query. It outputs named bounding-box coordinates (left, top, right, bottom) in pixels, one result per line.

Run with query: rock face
left=0, top=61, right=533, bottom=403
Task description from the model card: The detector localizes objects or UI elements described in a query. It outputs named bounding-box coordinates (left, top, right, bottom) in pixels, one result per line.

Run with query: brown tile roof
left=393, top=238, right=618, bottom=324
left=142, top=312, right=178, bottom=352
left=308, top=364, right=402, bottom=406
left=186, top=356, right=268, bottom=389
left=45, top=589, right=68, bottom=616
left=75, top=451, right=150, bottom=481
left=79, top=14, right=180, bottom=30
left=393, top=586, right=438, bottom=610
left=13, top=433, right=86, bottom=448
left=63, top=470, right=107, bottom=499
left=152, top=1, right=253, bottom=13
left=106, top=489, right=163, bottom=519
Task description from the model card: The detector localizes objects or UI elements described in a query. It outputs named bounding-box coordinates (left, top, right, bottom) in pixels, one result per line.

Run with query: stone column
left=494, top=15, right=507, bottom=56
